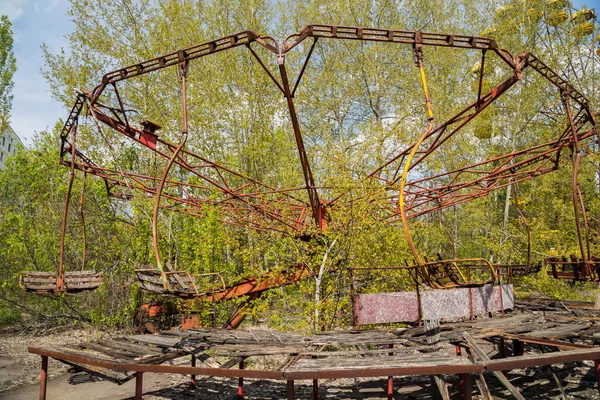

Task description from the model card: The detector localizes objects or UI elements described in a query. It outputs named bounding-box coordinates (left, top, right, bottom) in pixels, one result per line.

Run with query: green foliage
left=0, top=15, right=16, bottom=130
left=1, top=0, right=599, bottom=332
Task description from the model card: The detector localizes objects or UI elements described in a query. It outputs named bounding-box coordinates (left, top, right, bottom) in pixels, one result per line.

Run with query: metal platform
left=30, top=300, right=600, bottom=399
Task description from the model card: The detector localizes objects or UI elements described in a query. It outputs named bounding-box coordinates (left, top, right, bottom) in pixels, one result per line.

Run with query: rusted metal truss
left=58, top=24, right=597, bottom=241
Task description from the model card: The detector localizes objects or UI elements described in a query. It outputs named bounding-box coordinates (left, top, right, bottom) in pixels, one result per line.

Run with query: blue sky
left=2, top=0, right=72, bottom=145
left=1, top=0, right=599, bottom=145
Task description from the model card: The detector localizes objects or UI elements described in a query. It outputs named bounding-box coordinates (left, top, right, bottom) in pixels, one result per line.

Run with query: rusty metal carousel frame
left=23, top=24, right=600, bottom=400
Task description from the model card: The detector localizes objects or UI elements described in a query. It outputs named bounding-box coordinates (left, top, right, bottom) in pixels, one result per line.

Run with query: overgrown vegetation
left=1, top=0, right=599, bottom=330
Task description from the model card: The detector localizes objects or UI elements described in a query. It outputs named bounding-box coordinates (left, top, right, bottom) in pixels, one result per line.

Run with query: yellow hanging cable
left=399, top=44, right=434, bottom=268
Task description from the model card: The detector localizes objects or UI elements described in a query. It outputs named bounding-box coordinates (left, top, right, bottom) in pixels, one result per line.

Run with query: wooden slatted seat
left=19, top=270, right=102, bottom=294
left=134, top=265, right=201, bottom=297
left=64, top=270, right=102, bottom=292
left=418, top=258, right=496, bottom=289
left=508, top=263, right=541, bottom=277
left=19, top=271, right=58, bottom=293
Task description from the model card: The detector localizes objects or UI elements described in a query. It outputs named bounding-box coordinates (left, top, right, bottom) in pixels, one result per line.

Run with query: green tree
left=0, top=15, right=16, bottom=130
left=17, top=0, right=599, bottom=331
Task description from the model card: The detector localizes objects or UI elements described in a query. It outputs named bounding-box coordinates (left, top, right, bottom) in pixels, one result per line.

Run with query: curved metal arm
left=512, top=184, right=531, bottom=267
left=562, top=92, right=589, bottom=265
left=79, top=173, right=87, bottom=271
left=193, top=272, right=227, bottom=293
left=58, top=127, right=77, bottom=278
left=152, top=135, right=187, bottom=270
left=152, top=61, right=189, bottom=270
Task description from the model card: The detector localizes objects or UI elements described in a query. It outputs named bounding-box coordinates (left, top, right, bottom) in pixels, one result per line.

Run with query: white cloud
left=0, top=0, right=27, bottom=21
left=44, top=0, right=60, bottom=13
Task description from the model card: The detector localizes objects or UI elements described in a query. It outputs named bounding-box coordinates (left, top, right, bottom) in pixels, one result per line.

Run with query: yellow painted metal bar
left=399, top=48, right=434, bottom=267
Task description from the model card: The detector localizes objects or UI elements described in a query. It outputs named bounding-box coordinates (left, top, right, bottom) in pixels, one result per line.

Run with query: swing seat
left=419, top=258, right=496, bottom=289
left=134, top=268, right=197, bottom=296
left=134, top=264, right=226, bottom=299
left=545, top=256, right=600, bottom=281
left=19, top=270, right=102, bottom=294
left=503, top=263, right=541, bottom=277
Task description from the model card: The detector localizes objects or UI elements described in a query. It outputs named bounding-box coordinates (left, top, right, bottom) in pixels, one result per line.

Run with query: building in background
left=0, top=125, right=23, bottom=169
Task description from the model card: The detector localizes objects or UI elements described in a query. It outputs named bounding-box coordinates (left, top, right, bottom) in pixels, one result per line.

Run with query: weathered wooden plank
left=79, top=342, right=137, bottom=361
left=287, top=354, right=477, bottom=372
left=219, top=356, right=245, bottom=369
left=101, top=338, right=164, bottom=356
left=124, top=335, right=180, bottom=348
left=462, top=332, right=526, bottom=400
left=64, top=282, right=101, bottom=289
left=432, top=375, right=450, bottom=400
left=58, top=359, right=133, bottom=384
left=474, top=373, right=493, bottom=400
left=524, top=323, right=591, bottom=339
left=193, top=352, right=222, bottom=368
left=22, top=277, right=58, bottom=283
left=23, top=284, right=57, bottom=290
left=33, top=346, right=117, bottom=366
left=65, top=270, right=101, bottom=276
left=278, top=354, right=301, bottom=371
left=64, top=277, right=102, bottom=283
left=21, top=271, right=57, bottom=276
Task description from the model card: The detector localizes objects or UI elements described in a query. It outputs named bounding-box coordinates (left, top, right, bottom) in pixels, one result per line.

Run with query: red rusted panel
left=181, top=314, right=199, bottom=330
left=355, top=284, right=514, bottom=325
left=471, top=284, right=514, bottom=315
left=421, top=284, right=514, bottom=320
left=354, top=292, right=419, bottom=325
left=139, top=131, right=158, bottom=149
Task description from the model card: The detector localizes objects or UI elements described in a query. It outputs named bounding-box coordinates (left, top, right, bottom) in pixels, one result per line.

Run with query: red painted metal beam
left=200, top=264, right=312, bottom=303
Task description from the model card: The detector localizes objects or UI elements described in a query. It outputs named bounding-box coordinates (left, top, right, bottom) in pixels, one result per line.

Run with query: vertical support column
left=512, top=339, right=524, bottom=357
left=39, top=356, right=48, bottom=400
left=191, top=354, right=196, bottom=386
left=497, top=273, right=505, bottom=316
left=313, top=379, right=319, bottom=400
left=458, top=373, right=472, bottom=400
left=135, top=372, right=144, bottom=400
left=594, top=359, right=600, bottom=395
left=467, top=270, right=474, bottom=321
left=388, top=343, right=394, bottom=399
left=287, top=380, right=295, bottom=400
left=416, top=277, right=422, bottom=326
left=499, top=336, right=508, bottom=376
left=277, top=53, right=321, bottom=229
left=238, top=359, right=244, bottom=399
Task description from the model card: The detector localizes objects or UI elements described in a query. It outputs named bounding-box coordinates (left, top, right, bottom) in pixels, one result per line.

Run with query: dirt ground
left=2, top=327, right=600, bottom=399
left=0, top=325, right=106, bottom=393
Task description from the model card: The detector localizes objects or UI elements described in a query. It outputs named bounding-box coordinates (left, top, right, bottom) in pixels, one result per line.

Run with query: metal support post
left=191, top=354, right=196, bottom=386
left=499, top=336, right=508, bottom=376
left=458, top=373, right=472, bottom=400
left=39, top=356, right=48, bottom=400
left=512, top=339, right=524, bottom=357
left=287, top=380, right=295, bottom=400
left=595, top=359, right=600, bottom=395
left=135, top=372, right=144, bottom=400
left=238, top=359, right=244, bottom=399
left=313, top=379, right=319, bottom=400
left=388, top=343, right=394, bottom=399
